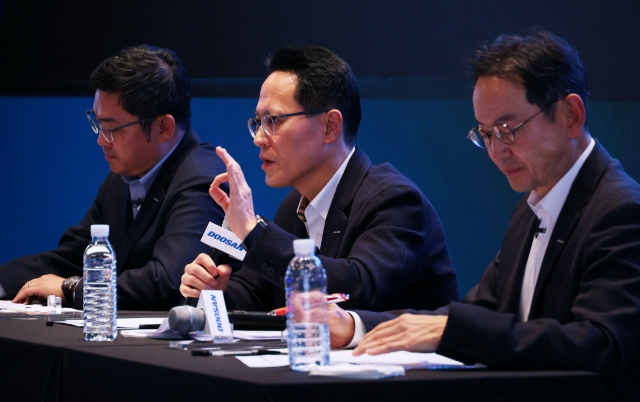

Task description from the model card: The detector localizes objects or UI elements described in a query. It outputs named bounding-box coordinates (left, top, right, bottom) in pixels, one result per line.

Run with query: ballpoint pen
left=192, top=349, right=284, bottom=357
left=268, top=293, right=349, bottom=316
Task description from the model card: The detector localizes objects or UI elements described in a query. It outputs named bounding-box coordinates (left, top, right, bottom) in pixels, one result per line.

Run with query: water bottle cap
left=91, top=224, right=109, bottom=237
left=293, top=239, right=315, bottom=255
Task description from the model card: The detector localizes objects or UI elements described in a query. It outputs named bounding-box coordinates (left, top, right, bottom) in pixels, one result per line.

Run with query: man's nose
left=96, top=130, right=111, bottom=147
left=488, top=137, right=511, bottom=161
left=253, top=126, right=270, bottom=147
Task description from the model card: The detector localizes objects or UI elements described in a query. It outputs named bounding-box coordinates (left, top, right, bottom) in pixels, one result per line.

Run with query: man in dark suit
left=0, top=45, right=226, bottom=310
left=180, top=46, right=459, bottom=311
left=328, top=30, right=640, bottom=398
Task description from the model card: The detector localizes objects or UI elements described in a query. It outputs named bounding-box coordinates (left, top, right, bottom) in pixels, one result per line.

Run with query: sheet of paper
left=0, top=300, right=79, bottom=313
left=235, top=350, right=462, bottom=369
left=236, top=354, right=290, bottom=368
left=329, top=350, right=463, bottom=368
left=309, top=363, right=405, bottom=379
left=233, top=330, right=284, bottom=340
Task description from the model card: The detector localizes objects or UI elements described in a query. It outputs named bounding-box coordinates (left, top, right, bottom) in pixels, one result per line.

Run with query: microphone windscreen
left=168, top=305, right=206, bottom=333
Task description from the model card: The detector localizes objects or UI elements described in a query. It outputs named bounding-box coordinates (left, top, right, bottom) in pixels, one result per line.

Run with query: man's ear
left=154, top=114, right=177, bottom=144
left=323, top=109, right=343, bottom=145
left=561, top=94, right=586, bottom=139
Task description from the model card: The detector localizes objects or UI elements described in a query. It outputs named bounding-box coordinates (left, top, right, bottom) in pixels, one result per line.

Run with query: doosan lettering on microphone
left=206, top=231, right=244, bottom=251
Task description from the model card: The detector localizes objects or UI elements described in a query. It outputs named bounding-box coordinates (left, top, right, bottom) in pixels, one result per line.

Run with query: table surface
left=0, top=311, right=603, bottom=402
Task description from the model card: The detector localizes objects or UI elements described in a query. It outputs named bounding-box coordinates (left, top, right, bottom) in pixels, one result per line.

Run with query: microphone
left=168, top=306, right=288, bottom=333
left=184, top=217, right=231, bottom=307
left=168, top=305, right=206, bottom=333
left=535, top=218, right=547, bottom=238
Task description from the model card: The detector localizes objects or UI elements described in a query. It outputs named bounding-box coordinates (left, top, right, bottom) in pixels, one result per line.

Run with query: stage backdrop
left=1, top=0, right=640, bottom=295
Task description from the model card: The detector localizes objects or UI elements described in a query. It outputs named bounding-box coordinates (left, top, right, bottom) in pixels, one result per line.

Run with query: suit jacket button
left=260, top=263, right=268, bottom=271
left=267, top=267, right=274, bottom=276
left=279, top=277, right=284, bottom=285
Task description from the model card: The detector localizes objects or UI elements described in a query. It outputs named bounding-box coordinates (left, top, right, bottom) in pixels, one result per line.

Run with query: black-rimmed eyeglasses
left=247, top=109, right=329, bottom=138
left=86, top=110, right=157, bottom=143
left=467, top=109, right=547, bottom=149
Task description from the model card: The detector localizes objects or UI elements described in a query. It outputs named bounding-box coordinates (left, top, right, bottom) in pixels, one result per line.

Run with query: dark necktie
left=297, top=197, right=310, bottom=223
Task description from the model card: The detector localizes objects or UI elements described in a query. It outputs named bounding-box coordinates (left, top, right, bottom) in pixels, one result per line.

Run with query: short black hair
left=265, top=46, right=361, bottom=147
left=90, top=44, right=191, bottom=134
left=466, top=28, right=589, bottom=122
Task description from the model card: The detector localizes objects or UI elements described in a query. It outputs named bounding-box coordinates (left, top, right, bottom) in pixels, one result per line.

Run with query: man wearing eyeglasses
left=0, top=45, right=226, bottom=310
left=180, top=46, right=459, bottom=312
left=327, top=30, right=640, bottom=399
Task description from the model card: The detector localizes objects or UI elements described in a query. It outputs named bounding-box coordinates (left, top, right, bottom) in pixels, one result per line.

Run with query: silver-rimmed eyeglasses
left=247, top=109, right=329, bottom=138
left=467, top=109, right=546, bottom=149
left=86, top=110, right=157, bottom=143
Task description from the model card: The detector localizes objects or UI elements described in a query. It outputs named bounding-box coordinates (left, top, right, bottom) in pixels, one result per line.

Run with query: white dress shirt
left=519, top=138, right=595, bottom=320
left=297, top=147, right=355, bottom=249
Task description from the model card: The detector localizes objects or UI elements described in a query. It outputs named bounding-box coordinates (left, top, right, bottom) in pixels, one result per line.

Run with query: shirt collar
left=299, top=147, right=356, bottom=220
left=122, top=132, right=185, bottom=196
left=527, top=138, right=595, bottom=221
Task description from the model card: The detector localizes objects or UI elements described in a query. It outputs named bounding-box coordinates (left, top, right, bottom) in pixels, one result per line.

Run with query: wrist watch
left=240, top=215, right=269, bottom=251
left=61, top=276, right=82, bottom=305
left=255, top=215, right=269, bottom=228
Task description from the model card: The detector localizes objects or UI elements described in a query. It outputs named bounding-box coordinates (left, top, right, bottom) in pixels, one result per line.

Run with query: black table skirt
left=0, top=312, right=602, bottom=402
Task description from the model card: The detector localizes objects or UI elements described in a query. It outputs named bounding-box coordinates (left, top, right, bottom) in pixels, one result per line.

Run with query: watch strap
left=61, top=276, right=82, bottom=306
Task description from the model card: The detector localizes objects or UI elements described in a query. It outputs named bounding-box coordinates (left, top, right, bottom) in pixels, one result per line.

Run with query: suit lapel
left=110, top=183, right=133, bottom=259
left=497, top=201, right=538, bottom=314
left=529, top=142, right=610, bottom=314
left=115, top=127, right=200, bottom=268
left=320, top=147, right=371, bottom=258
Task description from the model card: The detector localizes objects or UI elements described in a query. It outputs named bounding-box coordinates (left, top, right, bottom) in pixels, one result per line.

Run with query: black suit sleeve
left=225, top=184, right=456, bottom=311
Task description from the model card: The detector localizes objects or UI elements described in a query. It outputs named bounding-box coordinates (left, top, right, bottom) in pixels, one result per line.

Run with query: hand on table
left=353, top=314, right=447, bottom=356
left=328, top=303, right=356, bottom=348
left=13, top=274, right=65, bottom=304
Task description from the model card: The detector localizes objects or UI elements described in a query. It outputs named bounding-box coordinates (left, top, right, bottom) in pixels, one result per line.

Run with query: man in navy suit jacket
left=1, top=45, right=226, bottom=310
left=328, top=30, right=640, bottom=400
left=180, top=46, right=459, bottom=312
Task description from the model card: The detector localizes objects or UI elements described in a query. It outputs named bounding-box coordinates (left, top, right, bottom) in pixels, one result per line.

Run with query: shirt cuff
left=345, top=311, right=367, bottom=348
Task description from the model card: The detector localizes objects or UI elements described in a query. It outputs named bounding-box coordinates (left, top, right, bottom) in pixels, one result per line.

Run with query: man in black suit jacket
left=328, top=30, right=640, bottom=398
left=0, top=45, right=226, bottom=310
left=180, top=46, right=459, bottom=311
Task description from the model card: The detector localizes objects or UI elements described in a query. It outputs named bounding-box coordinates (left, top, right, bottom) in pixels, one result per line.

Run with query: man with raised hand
left=180, top=46, right=459, bottom=312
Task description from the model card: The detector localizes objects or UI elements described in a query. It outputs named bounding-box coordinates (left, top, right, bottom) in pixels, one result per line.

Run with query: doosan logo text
left=210, top=294, right=224, bottom=333
left=207, top=231, right=244, bottom=251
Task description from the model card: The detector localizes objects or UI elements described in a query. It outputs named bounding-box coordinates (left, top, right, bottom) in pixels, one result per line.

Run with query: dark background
left=1, top=0, right=639, bottom=296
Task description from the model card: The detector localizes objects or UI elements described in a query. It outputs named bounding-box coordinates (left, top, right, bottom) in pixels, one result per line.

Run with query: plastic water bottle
left=286, top=239, right=329, bottom=371
left=83, top=224, right=117, bottom=341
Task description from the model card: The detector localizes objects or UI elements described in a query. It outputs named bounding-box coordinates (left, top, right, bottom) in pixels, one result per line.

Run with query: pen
left=191, top=349, right=283, bottom=357
left=139, top=324, right=161, bottom=329
left=268, top=293, right=349, bottom=316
